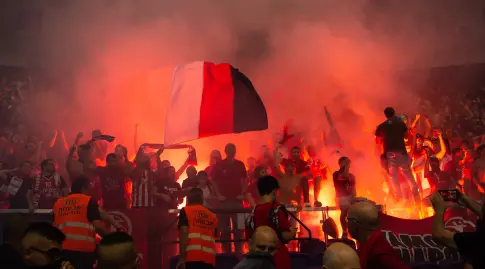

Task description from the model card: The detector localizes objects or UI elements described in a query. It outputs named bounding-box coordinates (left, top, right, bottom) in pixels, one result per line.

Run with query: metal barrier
left=0, top=205, right=383, bottom=246
left=167, top=205, right=382, bottom=245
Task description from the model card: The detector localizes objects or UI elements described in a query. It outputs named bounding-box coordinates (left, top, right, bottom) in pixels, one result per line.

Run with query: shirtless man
left=273, top=144, right=302, bottom=205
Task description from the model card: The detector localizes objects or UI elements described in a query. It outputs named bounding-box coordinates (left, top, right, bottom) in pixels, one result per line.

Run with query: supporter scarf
left=7, top=176, right=23, bottom=196
left=359, top=230, right=382, bottom=269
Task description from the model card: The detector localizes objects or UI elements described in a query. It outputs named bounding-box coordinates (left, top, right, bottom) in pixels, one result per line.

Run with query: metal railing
left=0, top=205, right=383, bottom=246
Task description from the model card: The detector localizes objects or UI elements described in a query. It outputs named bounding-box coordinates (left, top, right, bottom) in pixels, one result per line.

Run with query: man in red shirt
left=245, top=176, right=297, bottom=269
left=27, top=159, right=68, bottom=210
left=89, top=153, right=129, bottom=210
left=347, top=201, right=410, bottom=269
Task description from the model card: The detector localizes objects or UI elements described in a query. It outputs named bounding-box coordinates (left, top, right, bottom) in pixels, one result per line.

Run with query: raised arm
left=410, top=114, right=421, bottom=129
left=272, top=143, right=284, bottom=177
left=423, top=117, right=432, bottom=138
left=175, top=148, right=192, bottom=180
left=434, top=132, right=447, bottom=160
left=59, top=131, right=70, bottom=152
left=133, top=124, right=139, bottom=154
left=48, top=130, right=58, bottom=148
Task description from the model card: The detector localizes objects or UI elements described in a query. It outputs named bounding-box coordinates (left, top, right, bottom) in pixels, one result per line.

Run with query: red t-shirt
left=95, top=167, right=128, bottom=210
left=32, top=175, right=66, bottom=209
left=245, top=202, right=292, bottom=269
left=359, top=230, right=411, bottom=269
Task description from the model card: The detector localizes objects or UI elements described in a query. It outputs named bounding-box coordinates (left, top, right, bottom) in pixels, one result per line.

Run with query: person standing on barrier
left=53, top=175, right=108, bottom=269
left=333, top=156, right=356, bottom=239
left=212, top=143, right=247, bottom=253
left=375, top=107, right=419, bottom=204
left=178, top=188, right=218, bottom=269
left=245, top=176, right=297, bottom=269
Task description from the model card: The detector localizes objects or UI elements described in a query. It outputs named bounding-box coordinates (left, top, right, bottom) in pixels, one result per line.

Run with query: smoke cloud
left=13, top=0, right=485, bottom=204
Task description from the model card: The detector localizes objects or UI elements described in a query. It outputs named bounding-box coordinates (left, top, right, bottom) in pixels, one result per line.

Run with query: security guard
left=53, top=175, right=108, bottom=269
left=178, top=188, right=218, bottom=269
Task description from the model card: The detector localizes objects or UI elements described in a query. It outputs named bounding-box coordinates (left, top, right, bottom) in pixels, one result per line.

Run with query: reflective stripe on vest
left=58, top=222, right=95, bottom=231
left=53, top=194, right=96, bottom=252
left=186, top=244, right=216, bottom=255
left=65, top=233, right=97, bottom=243
left=188, top=233, right=215, bottom=242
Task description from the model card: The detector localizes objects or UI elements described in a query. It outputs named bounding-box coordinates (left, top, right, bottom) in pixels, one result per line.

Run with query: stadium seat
left=410, top=262, right=439, bottom=269
left=299, top=238, right=327, bottom=253
left=170, top=254, right=241, bottom=269
left=438, top=260, right=465, bottom=269
left=327, top=238, right=356, bottom=249
left=290, top=252, right=312, bottom=269
left=169, top=256, right=179, bottom=269
left=216, top=253, right=241, bottom=269
left=299, top=238, right=326, bottom=267
left=310, top=252, right=324, bottom=268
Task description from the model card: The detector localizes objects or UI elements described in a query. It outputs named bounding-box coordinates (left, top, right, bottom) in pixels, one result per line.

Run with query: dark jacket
left=234, top=252, right=276, bottom=269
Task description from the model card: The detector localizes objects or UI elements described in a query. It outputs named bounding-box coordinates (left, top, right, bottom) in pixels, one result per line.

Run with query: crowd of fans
left=0, top=68, right=484, bottom=269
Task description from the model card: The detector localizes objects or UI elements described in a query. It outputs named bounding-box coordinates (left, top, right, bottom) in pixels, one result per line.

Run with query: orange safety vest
left=184, top=204, right=218, bottom=265
left=53, top=193, right=96, bottom=252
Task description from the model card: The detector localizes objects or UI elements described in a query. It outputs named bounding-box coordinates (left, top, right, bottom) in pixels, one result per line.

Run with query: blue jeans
left=386, top=151, right=419, bottom=201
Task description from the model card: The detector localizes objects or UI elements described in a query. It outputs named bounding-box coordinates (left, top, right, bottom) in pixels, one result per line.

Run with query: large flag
left=164, top=62, right=268, bottom=146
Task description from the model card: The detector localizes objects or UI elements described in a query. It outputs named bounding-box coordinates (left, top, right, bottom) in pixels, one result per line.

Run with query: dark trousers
left=217, top=200, right=244, bottom=253
left=61, top=250, right=96, bottom=269
left=186, top=261, right=215, bottom=269
left=300, top=176, right=310, bottom=203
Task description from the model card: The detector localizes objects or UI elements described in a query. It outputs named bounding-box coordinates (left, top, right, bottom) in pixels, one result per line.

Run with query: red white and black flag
left=164, top=62, right=268, bottom=146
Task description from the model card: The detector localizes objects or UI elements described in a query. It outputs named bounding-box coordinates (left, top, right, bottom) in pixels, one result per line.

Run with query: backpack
left=246, top=202, right=289, bottom=243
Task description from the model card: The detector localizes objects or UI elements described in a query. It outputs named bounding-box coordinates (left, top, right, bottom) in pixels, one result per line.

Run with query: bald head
left=348, top=201, right=379, bottom=226
left=250, top=226, right=278, bottom=256
left=322, top=243, right=360, bottom=269
left=97, top=232, right=138, bottom=269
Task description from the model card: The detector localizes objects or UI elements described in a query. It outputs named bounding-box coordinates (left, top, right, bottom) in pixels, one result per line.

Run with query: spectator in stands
left=27, top=159, right=68, bottom=210
left=194, top=171, right=218, bottom=208
left=430, top=193, right=485, bottom=268
left=152, top=164, right=183, bottom=269
left=181, top=165, right=198, bottom=190
left=87, top=153, right=129, bottom=210
left=332, top=156, right=356, bottom=239
left=245, top=175, right=296, bottom=269
left=114, top=144, right=130, bottom=168
left=347, top=201, right=410, bottom=269
left=212, top=143, right=247, bottom=253
left=234, top=226, right=277, bottom=269
left=53, top=176, right=108, bottom=269
left=375, top=107, right=418, bottom=204
left=91, top=129, right=110, bottom=162
left=97, top=232, right=139, bottom=269
left=245, top=166, right=267, bottom=207
left=21, top=222, right=74, bottom=269
left=322, top=242, right=361, bottom=269
left=204, top=150, right=222, bottom=178
left=0, top=161, right=33, bottom=209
